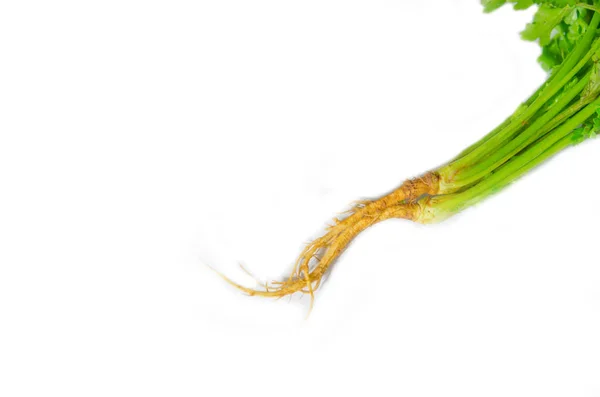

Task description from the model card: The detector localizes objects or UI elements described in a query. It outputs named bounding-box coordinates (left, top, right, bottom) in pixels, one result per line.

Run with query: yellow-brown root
left=218, top=171, right=440, bottom=311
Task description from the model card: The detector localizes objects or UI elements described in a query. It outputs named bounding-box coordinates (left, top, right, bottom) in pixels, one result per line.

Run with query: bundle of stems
left=217, top=1, right=600, bottom=311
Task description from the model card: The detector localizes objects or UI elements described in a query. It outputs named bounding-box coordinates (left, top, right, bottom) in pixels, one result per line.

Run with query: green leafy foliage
left=530, top=6, right=589, bottom=71
left=482, top=1, right=591, bottom=71
left=539, top=1, right=579, bottom=6
left=481, top=0, right=579, bottom=12
left=482, top=1, right=535, bottom=13
left=521, top=5, right=572, bottom=44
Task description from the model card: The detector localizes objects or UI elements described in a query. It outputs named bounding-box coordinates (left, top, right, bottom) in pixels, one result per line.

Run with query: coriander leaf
left=537, top=7, right=589, bottom=71
left=521, top=5, right=572, bottom=45
left=482, top=0, right=535, bottom=12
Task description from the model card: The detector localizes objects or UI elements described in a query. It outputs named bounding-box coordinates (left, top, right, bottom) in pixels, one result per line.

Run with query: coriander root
left=217, top=172, right=438, bottom=309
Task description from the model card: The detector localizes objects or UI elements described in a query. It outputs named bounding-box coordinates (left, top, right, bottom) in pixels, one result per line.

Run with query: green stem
left=444, top=11, right=600, bottom=172
left=577, top=3, right=600, bottom=13
left=457, top=3, right=600, bottom=161
left=430, top=96, right=600, bottom=218
left=447, top=73, right=591, bottom=189
left=533, top=92, right=593, bottom=136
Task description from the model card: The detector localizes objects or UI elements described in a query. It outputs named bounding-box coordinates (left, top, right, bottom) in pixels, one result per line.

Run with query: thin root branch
left=215, top=172, right=439, bottom=313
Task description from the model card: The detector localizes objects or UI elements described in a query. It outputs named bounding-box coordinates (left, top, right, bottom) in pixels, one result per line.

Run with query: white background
left=1, top=1, right=600, bottom=396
